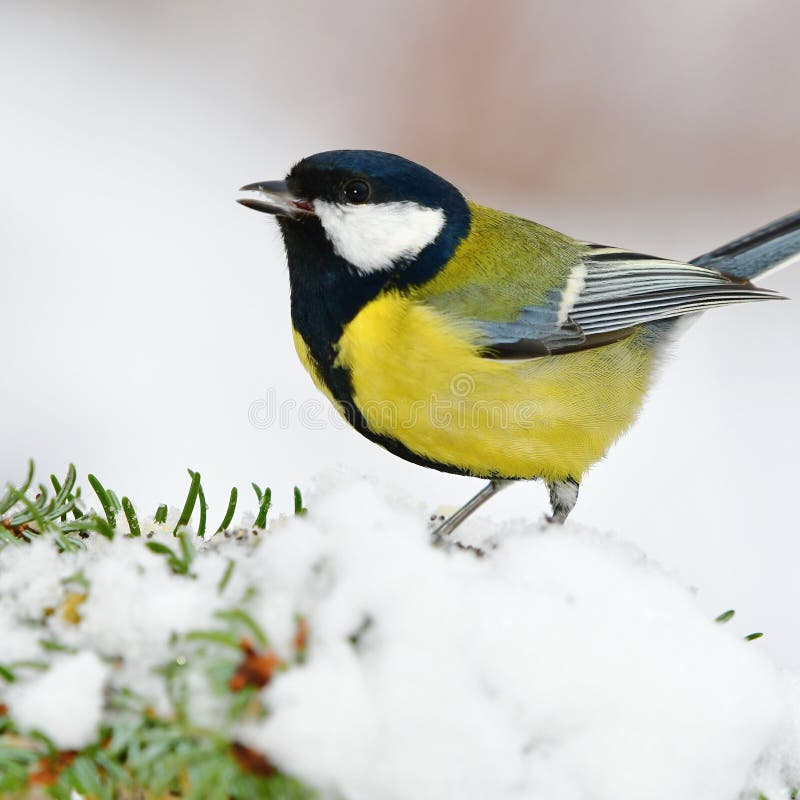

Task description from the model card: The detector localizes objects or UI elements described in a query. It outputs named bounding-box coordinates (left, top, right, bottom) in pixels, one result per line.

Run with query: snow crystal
left=6, top=651, right=109, bottom=750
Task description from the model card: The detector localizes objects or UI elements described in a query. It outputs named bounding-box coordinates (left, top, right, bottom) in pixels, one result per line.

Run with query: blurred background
left=2, top=2, right=799, bottom=662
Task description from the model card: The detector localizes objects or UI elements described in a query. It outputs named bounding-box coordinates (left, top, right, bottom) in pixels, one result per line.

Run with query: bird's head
left=239, top=150, right=470, bottom=282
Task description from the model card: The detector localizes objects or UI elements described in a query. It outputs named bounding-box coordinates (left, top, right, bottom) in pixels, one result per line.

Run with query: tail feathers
left=691, top=208, right=800, bottom=280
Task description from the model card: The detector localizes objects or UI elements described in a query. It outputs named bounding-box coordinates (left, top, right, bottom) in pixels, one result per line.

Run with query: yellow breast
left=328, top=291, right=655, bottom=481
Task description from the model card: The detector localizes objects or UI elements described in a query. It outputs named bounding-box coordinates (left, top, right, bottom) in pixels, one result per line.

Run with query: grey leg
left=546, top=477, right=579, bottom=524
left=431, top=479, right=514, bottom=544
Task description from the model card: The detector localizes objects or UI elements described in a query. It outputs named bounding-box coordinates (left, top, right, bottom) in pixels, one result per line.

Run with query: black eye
left=343, top=179, right=370, bottom=204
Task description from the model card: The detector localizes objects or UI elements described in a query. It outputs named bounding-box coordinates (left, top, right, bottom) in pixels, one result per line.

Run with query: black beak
left=237, top=181, right=315, bottom=218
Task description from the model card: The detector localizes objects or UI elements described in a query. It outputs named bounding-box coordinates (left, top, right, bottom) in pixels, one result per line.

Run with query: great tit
left=239, top=150, right=796, bottom=538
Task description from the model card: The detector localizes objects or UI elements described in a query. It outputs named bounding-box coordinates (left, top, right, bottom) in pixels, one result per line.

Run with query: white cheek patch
left=313, top=200, right=446, bottom=273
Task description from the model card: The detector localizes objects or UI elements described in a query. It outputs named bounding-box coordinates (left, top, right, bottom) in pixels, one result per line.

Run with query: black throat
left=277, top=203, right=476, bottom=476
left=279, top=200, right=470, bottom=393
left=280, top=215, right=389, bottom=404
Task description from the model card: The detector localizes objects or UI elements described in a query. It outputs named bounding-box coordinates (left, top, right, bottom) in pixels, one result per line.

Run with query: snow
left=6, top=651, right=109, bottom=750
left=0, top=606, right=42, bottom=664
left=235, top=481, right=785, bottom=800
left=749, top=672, right=800, bottom=799
left=1, top=476, right=798, bottom=798
left=59, top=535, right=233, bottom=710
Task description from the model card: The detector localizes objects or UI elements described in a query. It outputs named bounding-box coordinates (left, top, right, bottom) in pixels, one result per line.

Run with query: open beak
left=237, top=181, right=315, bottom=219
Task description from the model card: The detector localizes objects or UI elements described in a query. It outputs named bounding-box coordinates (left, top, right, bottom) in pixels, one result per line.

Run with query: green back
left=410, top=202, right=583, bottom=322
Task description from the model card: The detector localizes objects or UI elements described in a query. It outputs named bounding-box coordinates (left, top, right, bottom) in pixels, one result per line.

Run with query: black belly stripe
left=303, top=342, right=484, bottom=478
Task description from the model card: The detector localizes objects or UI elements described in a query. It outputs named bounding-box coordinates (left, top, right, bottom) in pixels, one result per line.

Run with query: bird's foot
left=428, top=511, right=486, bottom=557
left=428, top=510, right=451, bottom=548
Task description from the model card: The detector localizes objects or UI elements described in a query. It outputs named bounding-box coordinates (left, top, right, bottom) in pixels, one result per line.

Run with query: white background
left=2, top=2, right=799, bottom=663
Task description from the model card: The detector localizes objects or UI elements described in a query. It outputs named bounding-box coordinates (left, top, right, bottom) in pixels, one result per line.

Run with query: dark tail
left=691, top=209, right=800, bottom=280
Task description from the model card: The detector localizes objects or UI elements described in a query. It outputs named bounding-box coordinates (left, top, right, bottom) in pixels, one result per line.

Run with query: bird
left=238, top=150, right=797, bottom=540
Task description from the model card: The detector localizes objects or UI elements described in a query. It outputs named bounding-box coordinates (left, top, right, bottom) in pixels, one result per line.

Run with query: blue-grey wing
left=476, top=245, right=784, bottom=359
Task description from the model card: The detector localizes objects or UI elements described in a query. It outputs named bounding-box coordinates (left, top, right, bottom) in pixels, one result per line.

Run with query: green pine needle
left=218, top=558, right=236, bottom=594
left=190, top=470, right=208, bottom=539
left=87, top=473, right=117, bottom=528
left=254, top=487, right=272, bottom=529
left=0, top=460, right=35, bottom=517
left=217, top=487, right=238, bottom=533
left=215, top=608, right=268, bottom=648
left=293, top=486, right=307, bottom=516
left=122, top=496, right=141, bottom=537
left=177, top=530, right=196, bottom=571
left=173, top=470, right=201, bottom=536
left=146, top=537, right=194, bottom=576
left=38, top=638, right=78, bottom=654
left=146, top=541, right=175, bottom=558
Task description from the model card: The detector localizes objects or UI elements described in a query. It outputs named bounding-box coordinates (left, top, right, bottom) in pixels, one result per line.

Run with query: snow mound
left=1, top=477, right=796, bottom=799
left=6, top=651, right=109, bottom=750
left=236, top=481, right=785, bottom=800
